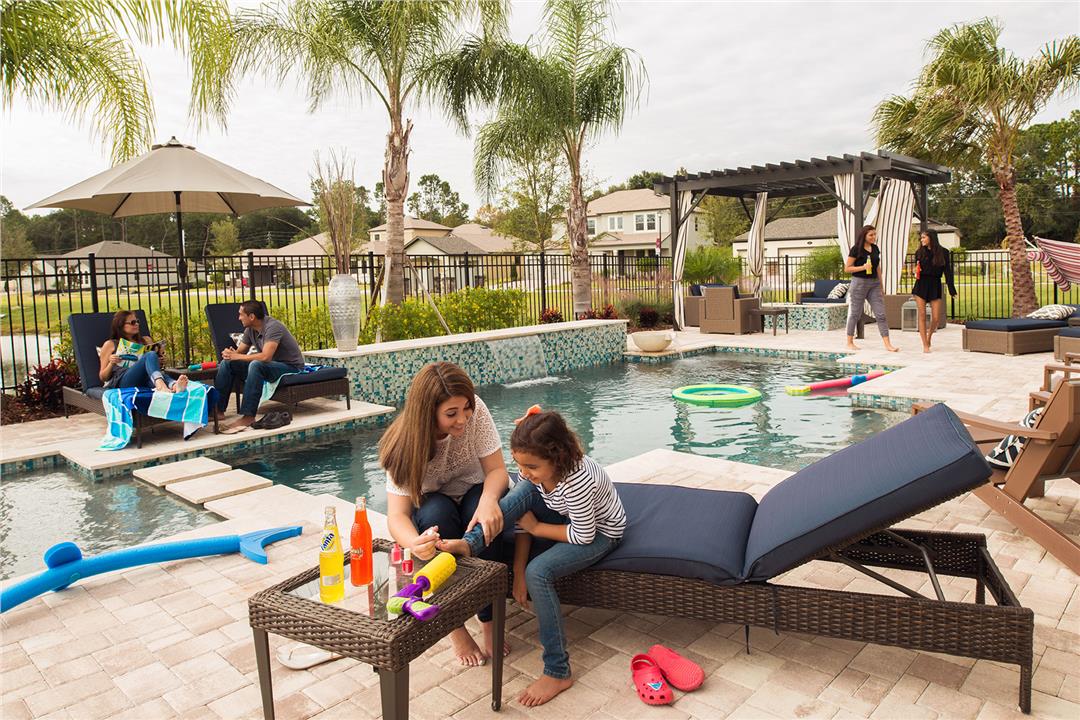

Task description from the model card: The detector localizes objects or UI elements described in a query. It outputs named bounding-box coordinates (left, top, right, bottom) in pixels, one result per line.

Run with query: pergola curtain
left=746, top=192, right=769, bottom=294
left=870, top=179, right=915, bottom=294
left=673, top=189, right=693, bottom=329
left=834, top=173, right=861, bottom=256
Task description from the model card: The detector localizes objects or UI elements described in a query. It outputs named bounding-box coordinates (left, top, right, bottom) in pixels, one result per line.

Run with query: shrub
left=148, top=307, right=216, bottom=365
left=439, top=287, right=526, bottom=334
left=16, top=358, right=80, bottom=411
left=682, top=245, right=741, bottom=285
left=539, top=307, right=564, bottom=324
left=270, top=303, right=332, bottom=351
left=581, top=304, right=618, bottom=320
left=360, top=298, right=444, bottom=343
left=209, top=271, right=225, bottom=285
left=275, top=263, right=293, bottom=289
left=795, top=246, right=845, bottom=283
left=638, top=306, right=659, bottom=328
left=312, top=269, right=329, bottom=286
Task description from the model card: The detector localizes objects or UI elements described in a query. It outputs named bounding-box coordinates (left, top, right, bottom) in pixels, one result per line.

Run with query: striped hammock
left=1027, top=236, right=1080, bottom=292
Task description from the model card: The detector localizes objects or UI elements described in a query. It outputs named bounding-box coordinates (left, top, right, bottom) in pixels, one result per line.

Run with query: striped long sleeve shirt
left=537, top=456, right=626, bottom=544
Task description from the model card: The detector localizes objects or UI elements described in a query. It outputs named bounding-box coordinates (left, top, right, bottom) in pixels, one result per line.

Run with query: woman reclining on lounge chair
left=98, top=310, right=187, bottom=393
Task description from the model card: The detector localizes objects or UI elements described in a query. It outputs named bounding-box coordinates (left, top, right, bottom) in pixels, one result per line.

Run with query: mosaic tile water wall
left=311, top=322, right=629, bottom=406
left=762, top=303, right=850, bottom=331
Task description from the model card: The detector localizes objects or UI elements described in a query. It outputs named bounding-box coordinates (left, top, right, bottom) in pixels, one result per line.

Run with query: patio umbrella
left=27, top=137, right=309, bottom=364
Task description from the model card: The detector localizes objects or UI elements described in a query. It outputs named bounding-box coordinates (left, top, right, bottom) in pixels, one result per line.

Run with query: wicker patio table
left=248, top=539, right=508, bottom=720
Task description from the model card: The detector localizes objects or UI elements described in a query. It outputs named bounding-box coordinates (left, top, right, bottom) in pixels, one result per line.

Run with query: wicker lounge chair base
left=555, top=528, right=1032, bottom=713
left=963, top=327, right=1059, bottom=355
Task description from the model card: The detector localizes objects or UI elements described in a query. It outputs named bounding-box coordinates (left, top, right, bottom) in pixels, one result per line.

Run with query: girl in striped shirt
left=439, top=408, right=626, bottom=707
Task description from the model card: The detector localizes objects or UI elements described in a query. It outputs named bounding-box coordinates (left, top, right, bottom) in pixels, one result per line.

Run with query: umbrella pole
left=175, top=192, right=191, bottom=366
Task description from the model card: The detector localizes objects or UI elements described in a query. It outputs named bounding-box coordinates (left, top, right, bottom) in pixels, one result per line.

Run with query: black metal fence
left=3, top=248, right=1074, bottom=391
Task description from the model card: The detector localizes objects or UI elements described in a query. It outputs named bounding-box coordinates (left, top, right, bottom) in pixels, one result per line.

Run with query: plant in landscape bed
left=682, top=245, right=741, bottom=285
left=638, top=306, right=659, bottom=328
left=539, top=307, right=564, bottom=324
left=795, top=246, right=845, bottom=282
left=581, top=304, right=618, bottom=320
left=360, top=288, right=529, bottom=343
left=15, top=358, right=80, bottom=415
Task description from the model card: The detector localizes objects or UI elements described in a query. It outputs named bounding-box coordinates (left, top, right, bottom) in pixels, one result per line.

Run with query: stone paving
left=3, top=324, right=1079, bottom=719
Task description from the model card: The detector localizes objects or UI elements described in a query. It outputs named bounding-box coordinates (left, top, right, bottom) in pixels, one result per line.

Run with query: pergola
left=653, top=151, right=952, bottom=328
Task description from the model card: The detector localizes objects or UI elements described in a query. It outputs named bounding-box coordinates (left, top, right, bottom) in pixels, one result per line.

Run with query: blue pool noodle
left=0, top=526, right=302, bottom=613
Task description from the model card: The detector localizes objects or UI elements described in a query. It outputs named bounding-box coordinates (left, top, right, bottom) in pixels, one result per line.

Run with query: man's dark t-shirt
left=241, top=317, right=304, bottom=369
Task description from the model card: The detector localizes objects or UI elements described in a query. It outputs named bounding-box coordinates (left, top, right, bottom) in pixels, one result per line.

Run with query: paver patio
left=2, top=322, right=1077, bottom=719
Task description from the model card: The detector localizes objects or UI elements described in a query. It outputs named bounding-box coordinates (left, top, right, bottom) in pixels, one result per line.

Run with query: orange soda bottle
left=350, top=497, right=373, bottom=586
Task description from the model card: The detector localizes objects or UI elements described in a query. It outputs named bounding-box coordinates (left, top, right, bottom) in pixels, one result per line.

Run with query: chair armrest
left=949, top=409, right=1058, bottom=442
left=735, top=297, right=761, bottom=309
left=796, top=291, right=813, bottom=302
left=1043, top=364, right=1080, bottom=390
left=1063, top=351, right=1080, bottom=365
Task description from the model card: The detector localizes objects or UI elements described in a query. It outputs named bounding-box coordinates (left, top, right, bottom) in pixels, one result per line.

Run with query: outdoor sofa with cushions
left=683, top=283, right=734, bottom=327
left=797, top=279, right=847, bottom=304
left=204, top=303, right=350, bottom=411
left=1054, top=326, right=1080, bottom=361
left=64, top=311, right=217, bottom=448
left=549, top=404, right=1034, bottom=712
left=699, top=286, right=760, bottom=334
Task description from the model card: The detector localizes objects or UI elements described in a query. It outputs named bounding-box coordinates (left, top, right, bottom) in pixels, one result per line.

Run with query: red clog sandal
left=630, top=653, right=673, bottom=705
left=648, top=644, right=704, bottom=691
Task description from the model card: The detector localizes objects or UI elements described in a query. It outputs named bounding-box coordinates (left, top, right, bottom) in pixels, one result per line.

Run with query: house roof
left=276, top=233, right=331, bottom=255
left=587, top=188, right=672, bottom=215
left=732, top=207, right=958, bottom=242
left=368, top=216, right=452, bottom=232
left=406, top=234, right=487, bottom=255
left=451, top=223, right=517, bottom=253
left=60, top=240, right=173, bottom=259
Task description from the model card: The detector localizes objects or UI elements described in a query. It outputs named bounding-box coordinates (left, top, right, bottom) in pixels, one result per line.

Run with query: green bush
left=438, top=287, right=527, bottom=334
left=795, top=247, right=845, bottom=283
left=270, top=302, right=332, bottom=351
left=616, top=294, right=674, bottom=329
left=209, top=271, right=225, bottom=285
left=361, top=299, right=444, bottom=343
left=539, top=307, right=564, bottom=324
left=149, top=307, right=215, bottom=365
left=682, top=245, right=741, bottom=285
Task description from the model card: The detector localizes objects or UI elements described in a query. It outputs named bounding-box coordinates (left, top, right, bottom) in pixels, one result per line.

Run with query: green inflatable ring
left=671, top=384, right=762, bottom=407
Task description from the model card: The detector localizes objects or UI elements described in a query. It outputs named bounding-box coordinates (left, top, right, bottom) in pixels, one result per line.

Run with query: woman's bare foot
left=883, top=342, right=900, bottom=352
left=436, top=538, right=472, bottom=557
left=481, top=621, right=511, bottom=659
left=171, top=375, right=189, bottom=393
left=846, top=342, right=860, bottom=351
left=449, top=627, right=487, bottom=667
left=923, top=344, right=932, bottom=353
left=518, top=675, right=574, bottom=707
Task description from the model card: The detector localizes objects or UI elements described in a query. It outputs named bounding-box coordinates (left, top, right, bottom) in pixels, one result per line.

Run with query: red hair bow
left=514, top=404, right=542, bottom=426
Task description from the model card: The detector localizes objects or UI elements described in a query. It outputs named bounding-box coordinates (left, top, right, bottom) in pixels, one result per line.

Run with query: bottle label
left=351, top=548, right=363, bottom=560
left=321, top=532, right=335, bottom=550
left=321, top=573, right=341, bottom=587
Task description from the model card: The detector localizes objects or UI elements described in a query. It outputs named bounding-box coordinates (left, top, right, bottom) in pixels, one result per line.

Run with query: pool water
left=229, top=354, right=905, bottom=513
left=0, top=470, right=218, bottom=580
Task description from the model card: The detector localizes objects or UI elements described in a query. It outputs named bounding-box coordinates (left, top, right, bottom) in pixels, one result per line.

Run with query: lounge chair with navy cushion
left=797, top=279, right=847, bottom=304
left=550, top=404, right=1034, bottom=712
left=963, top=318, right=1069, bottom=355
left=204, top=303, right=351, bottom=411
left=63, top=311, right=212, bottom=448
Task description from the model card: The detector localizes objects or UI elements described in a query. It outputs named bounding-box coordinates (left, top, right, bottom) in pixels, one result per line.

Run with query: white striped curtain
left=871, top=179, right=916, bottom=294
left=673, top=190, right=692, bottom=329
left=834, top=173, right=860, bottom=256
left=746, top=192, right=768, bottom=294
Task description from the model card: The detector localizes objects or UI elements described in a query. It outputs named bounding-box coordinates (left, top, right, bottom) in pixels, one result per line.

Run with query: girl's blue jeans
left=462, top=478, right=621, bottom=679
left=116, top=352, right=166, bottom=389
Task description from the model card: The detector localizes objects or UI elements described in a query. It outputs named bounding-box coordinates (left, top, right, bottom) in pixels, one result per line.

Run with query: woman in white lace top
left=379, top=362, right=510, bottom=666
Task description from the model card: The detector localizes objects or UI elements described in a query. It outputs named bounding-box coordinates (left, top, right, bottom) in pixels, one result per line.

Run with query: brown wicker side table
left=249, top=539, right=508, bottom=720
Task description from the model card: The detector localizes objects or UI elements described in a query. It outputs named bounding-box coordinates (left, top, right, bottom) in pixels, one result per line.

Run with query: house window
left=693, top=216, right=699, bottom=232
left=587, top=218, right=596, bottom=235
left=634, top=213, right=657, bottom=232
left=607, top=216, right=623, bottom=231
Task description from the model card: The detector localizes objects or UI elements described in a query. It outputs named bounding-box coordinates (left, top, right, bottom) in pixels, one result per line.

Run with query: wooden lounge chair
left=63, top=311, right=217, bottom=448
left=204, top=303, right=351, bottom=412
left=544, top=405, right=1034, bottom=712
left=915, top=382, right=1080, bottom=576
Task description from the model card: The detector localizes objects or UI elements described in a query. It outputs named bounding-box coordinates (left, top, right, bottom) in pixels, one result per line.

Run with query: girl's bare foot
left=481, top=621, right=511, bottom=659
left=518, top=675, right=574, bottom=707
left=923, top=344, right=932, bottom=353
left=436, top=538, right=472, bottom=557
left=846, top=342, right=860, bottom=351
left=449, top=627, right=486, bottom=667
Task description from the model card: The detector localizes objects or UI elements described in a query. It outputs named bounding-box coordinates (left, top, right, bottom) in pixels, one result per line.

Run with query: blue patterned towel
left=99, top=382, right=219, bottom=451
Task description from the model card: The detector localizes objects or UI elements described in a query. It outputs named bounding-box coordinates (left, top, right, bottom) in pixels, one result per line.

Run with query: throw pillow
left=827, top=283, right=849, bottom=300
left=985, top=407, right=1044, bottom=470
left=1026, top=304, right=1073, bottom=320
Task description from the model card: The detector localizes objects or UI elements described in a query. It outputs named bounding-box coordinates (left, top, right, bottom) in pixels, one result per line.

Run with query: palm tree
left=2, top=0, right=230, bottom=164
left=197, top=0, right=507, bottom=305
left=463, top=0, right=645, bottom=316
left=874, top=18, right=1079, bottom=316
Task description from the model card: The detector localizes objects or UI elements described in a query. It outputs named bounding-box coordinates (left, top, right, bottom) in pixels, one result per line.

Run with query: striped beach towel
left=256, top=364, right=328, bottom=408
left=99, top=382, right=218, bottom=451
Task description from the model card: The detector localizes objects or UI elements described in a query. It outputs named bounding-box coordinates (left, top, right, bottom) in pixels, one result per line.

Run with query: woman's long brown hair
left=109, top=310, right=140, bottom=343
left=378, top=362, right=476, bottom=507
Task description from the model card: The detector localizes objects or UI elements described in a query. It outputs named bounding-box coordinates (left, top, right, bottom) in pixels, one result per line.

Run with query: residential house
left=731, top=207, right=960, bottom=260
left=551, top=188, right=709, bottom=273
left=367, top=217, right=452, bottom=246
left=59, top=240, right=181, bottom=290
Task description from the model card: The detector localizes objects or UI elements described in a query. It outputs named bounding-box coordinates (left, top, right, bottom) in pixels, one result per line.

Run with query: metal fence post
left=247, top=251, right=256, bottom=301
left=539, top=252, right=547, bottom=312
left=463, top=252, right=471, bottom=289
left=88, top=253, right=100, bottom=312
left=783, top=255, right=790, bottom=304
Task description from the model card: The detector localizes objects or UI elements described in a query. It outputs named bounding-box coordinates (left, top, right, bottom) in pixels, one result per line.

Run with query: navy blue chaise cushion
left=68, top=310, right=151, bottom=392
left=1059, top=327, right=1080, bottom=339
left=589, top=404, right=990, bottom=586
left=964, top=318, right=1067, bottom=332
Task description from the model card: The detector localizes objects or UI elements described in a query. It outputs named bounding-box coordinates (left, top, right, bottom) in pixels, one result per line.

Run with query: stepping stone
left=133, top=457, right=231, bottom=487
left=205, top=484, right=319, bottom=520
left=167, top=469, right=271, bottom=505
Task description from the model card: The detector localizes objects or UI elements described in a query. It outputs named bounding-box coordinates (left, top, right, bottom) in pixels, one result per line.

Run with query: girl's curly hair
left=510, top=410, right=584, bottom=481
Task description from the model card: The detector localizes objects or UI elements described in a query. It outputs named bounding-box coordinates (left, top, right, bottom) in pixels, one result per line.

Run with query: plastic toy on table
left=386, top=551, right=457, bottom=621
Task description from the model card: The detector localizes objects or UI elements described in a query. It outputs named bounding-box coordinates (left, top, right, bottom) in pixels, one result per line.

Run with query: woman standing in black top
left=845, top=225, right=898, bottom=352
left=911, top=229, right=956, bottom=353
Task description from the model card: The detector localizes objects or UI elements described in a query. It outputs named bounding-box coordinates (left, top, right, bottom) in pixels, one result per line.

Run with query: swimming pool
left=0, top=469, right=218, bottom=580
left=228, top=354, right=905, bottom=513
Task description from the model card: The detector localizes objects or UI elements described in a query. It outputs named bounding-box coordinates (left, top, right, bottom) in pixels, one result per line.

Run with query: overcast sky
left=3, top=1, right=1077, bottom=218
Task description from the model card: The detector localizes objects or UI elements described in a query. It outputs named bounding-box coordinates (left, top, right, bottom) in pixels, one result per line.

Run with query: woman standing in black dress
left=911, top=229, right=956, bottom=353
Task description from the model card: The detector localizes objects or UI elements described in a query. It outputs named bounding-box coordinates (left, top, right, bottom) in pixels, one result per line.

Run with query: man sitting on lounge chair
left=212, top=300, right=304, bottom=433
